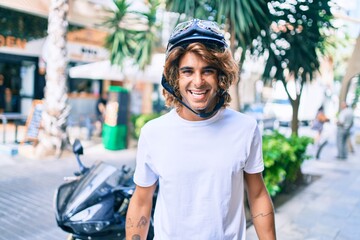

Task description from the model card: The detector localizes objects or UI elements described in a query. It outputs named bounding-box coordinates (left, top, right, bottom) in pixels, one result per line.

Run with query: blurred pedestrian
left=126, top=19, right=276, bottom=240
left=347, top=103, right=356, bottom=154
left=0, top=74, right=5, bottom=113
left=312, top=105, right=329, bottom=144
left=94, top=92, right=107, bottom=136
left=4, top=87, right=12, bottom=112
left=312, top=105, right=330, bottom=159
left=336, top=101, right=354, bottom=159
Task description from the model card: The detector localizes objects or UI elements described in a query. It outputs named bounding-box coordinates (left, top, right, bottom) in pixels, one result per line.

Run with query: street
left=0, top=142, right=137, bottom=240
left=1, top=122, right=359, bottom=239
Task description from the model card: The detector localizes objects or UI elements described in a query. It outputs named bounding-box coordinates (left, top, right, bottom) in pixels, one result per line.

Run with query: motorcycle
left=54, top=139, right=154, bottom=240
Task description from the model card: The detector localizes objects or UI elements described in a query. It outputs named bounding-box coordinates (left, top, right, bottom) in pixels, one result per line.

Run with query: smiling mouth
left=189, top=90, right=208, bottom=96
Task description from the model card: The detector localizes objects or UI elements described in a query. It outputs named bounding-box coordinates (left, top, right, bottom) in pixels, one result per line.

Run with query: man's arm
left=244, top=172, right=276, bottom=240
left=126, top=183, right=157, bottom=240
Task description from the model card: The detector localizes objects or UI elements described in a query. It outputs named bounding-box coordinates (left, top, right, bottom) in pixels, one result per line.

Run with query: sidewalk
left=247, top=134, right=360, bottom=239
left=1, top=123, right=359, bottom=239
left=0, top=124, right=137, bottom=240
left=0, top=123, right=137, bottom=167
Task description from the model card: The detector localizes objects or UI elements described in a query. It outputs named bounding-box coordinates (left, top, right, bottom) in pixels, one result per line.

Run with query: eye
left=202, top=68, right=217, bottom=76
left=180, top=68, right=193, bottom=77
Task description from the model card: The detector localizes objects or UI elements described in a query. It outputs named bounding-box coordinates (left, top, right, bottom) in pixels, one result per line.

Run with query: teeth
left=190, top=90, right=206, bottom=95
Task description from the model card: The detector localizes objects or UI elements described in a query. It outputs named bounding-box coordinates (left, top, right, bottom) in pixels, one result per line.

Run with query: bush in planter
left=285, top=134, right=313, bottom=184
left=131, top=113, right=162, bottom=140
left=262, top=131, right=313, bottom=197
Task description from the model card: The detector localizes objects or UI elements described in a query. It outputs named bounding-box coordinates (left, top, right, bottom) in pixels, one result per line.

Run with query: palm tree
left=263, top=0, right=336, bottom=135
left=36, top=0, right=71, bottom=157
left=104, top=0, right=162, bottom=71
left=165, top=0, right=272, bottom=111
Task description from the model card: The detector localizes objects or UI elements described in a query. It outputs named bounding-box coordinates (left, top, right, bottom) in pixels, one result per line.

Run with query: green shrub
left=262, top=131, right=313, bottom=197
left=285, top=134, right=313, bottom=183
left=131, top=113, right=162, bottom=139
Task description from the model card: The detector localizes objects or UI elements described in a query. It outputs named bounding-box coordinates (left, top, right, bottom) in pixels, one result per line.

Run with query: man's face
left=177, top=52, right=219, bottom=120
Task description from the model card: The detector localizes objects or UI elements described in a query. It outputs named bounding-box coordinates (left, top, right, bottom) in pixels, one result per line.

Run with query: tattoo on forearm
left=132, top=235, right=141, bottom=240
left=137, top=216, right=148, bottom=228
left=126, top=218, right=134, bottom=228
left=252, top=211, right=274, bottom=219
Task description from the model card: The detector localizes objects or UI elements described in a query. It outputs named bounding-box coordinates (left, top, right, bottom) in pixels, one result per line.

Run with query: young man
left=126, top=19, right=276, bottom=240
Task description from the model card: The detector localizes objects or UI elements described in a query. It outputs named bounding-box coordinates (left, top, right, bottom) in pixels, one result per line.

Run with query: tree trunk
left=36, top=0, right=70, bottom=158
left=339, top=34, right=360, bottom=108
left=281, top=79, right=301, bottom=136
left=291, top=98, right=300, bottom=136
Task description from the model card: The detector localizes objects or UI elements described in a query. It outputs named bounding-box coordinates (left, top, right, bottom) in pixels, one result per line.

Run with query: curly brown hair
left=162, top=42, right=239, bottom=110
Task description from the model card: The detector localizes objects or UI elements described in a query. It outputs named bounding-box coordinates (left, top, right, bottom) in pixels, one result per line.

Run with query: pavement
left=0, top=124, right=137, bottom=240
left=0, top=123, right=360, bottom=239
left=247, top=123, right=360, bottom=240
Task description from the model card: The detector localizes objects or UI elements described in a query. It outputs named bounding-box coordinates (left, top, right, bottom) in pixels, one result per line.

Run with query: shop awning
left=0, top=0, right=49, bottom=17
left=0, top=0, right=114, bottom=27
left=69, top=60, right=125, bottom=81
left=69, top=53, right=165, bottom=84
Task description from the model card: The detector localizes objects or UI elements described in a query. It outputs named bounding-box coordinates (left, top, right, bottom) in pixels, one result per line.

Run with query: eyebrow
left=179, top=66, right=217, bottom=71
left=179, top=66, right=193, bottom=72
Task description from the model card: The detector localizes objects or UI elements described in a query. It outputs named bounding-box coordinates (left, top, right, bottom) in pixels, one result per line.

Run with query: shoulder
left=222, top=108, right=258, bottom=127
left=140, top=110, right=174, bottom=134
left=219, top=109, right=259, bottom=136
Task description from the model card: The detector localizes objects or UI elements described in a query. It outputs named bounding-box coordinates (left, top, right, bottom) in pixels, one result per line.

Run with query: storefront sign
left=0, top=35, right=26, bottom=49
left=67, top=28, right=107, bottom=47
left=66, top=28, right=109, bottom=62
left=41, top=28, right=110, bottom=63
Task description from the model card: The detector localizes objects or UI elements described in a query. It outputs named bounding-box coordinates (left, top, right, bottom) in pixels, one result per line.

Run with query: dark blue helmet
left=166, top=19, right=227, bottom=55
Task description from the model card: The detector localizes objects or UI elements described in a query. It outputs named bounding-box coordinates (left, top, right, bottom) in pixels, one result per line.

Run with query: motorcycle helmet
left=166, top=19, right=227, bottom=55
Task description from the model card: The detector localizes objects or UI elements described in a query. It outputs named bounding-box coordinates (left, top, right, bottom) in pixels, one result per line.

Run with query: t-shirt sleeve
left=133, top=131, right=159, bottom=187
left=244, top=125, right=264, bottom=174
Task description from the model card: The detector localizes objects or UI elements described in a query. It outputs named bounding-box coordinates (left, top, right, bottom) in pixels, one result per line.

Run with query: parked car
left=243, top=104, right=278, bottom=131
left=263, top=99, right=292, bottom=126
left=263, top=98, right=313, bottom=127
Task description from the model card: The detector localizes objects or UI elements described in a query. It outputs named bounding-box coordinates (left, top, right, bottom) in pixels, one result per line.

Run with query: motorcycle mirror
left=73, top=139, right=83, bottom=155
left=121, top=165, right=131, bottom=174
left=72, top=139, right=88, bottom=175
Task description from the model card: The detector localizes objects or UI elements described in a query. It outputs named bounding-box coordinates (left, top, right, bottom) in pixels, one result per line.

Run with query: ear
left=217, top=73, right=228, bottom=90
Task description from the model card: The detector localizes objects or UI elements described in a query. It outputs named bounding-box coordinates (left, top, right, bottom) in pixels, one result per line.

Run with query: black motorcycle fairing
left=55, top=161, right=131, bottom=237
left=63, top=161, right=120, bottom=217
left=55, top=179, right=80, bottom=222
left=54, top=140, right=155, bottom=240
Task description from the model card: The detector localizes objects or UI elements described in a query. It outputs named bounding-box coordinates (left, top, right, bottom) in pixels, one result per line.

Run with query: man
left=126, top=19, right=276, bottom=239
left=336, top=101, right=354, bottom=159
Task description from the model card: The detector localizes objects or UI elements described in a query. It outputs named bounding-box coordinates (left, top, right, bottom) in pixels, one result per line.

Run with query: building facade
left=0, top=1, right=112, bottom=116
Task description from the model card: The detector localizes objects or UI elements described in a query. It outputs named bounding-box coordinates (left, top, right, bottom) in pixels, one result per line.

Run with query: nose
left=193, top=71, right=203, bottom=87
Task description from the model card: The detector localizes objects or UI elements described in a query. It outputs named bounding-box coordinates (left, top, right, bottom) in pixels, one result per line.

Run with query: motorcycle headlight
left=67, top=221, right=111, bottom=234
left=67, top=204, right=111, bottom=234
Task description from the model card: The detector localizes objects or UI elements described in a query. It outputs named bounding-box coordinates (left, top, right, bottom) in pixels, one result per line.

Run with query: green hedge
left=131, top=113, right=162, bottom=139
left=262, top=131, right=313, bottom=197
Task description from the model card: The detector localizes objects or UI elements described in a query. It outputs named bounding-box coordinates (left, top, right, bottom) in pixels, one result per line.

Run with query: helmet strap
left=161, top=75, right=225, bottom=119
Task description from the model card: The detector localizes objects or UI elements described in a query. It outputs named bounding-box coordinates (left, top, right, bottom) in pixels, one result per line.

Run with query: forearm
left=125, top=183, right=157, bottom=240
left=250, top=193, right=276, bottom=240
left=126, top=197, right=152, bottom=240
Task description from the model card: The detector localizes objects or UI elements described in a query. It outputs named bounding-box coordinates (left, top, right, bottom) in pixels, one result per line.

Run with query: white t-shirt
left=134, top=108, right=264, bottom=240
